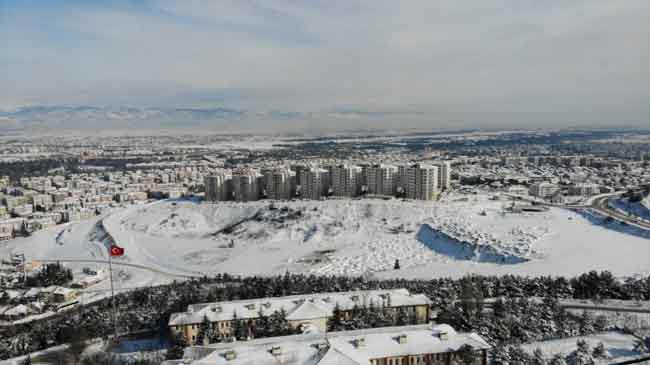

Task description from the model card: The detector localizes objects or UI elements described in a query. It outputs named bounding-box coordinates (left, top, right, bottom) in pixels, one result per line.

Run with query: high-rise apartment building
left=204, top=172, right=231, bottom=201
left=433, top=161, right=451, bottom=191
left=231, top=168, right=260, bottom=202
left=398, top=164, right=439, bottom=200
left=329, top=164, right=362, bottom=197
left=300, top=167, right=330, bottom=200
left=264, top=168, right=295, bottom=200
left=365, top=164, right=398, bottom=196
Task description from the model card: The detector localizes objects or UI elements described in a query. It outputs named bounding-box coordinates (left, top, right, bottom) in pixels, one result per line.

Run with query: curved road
left=507, top=192, right=650, bottom=231
left=588, top=195, right=650, bottom=230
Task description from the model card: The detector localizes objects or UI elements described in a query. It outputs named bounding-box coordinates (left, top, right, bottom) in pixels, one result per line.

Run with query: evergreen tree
left=548, top=354, right=567, bottom=365
left=458, top=344, right=476, bottom=364
left=165, top=332, right=187, bottom=360
left=566, top=340, right=595, bottom=365
left=578, top=311, right=595, bottom=335
left=327, top=304, right=344, bottom=331
left=591, top=342, right=607, bottom=359
left=633, top=336, right=650, bottom=353
left=195, top=315, right=211, bottom=345
left=532, top=348, right=547, bottom=365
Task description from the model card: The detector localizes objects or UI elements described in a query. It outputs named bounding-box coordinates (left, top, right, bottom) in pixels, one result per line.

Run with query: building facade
left=365, top=164, right=398, bottom=196
left=204, top=173, right=231, bottom=202
left=169, top=289, right=431, bottom=345
left=263, top=168, right=295, bottom=200
left=231, top=168, right=260, bottom=202
left=329, top=165, right=363, bottom=197
left=399, top=164, right=440, bottom=200
left=173, top=324, right=490, bottom=365
left=299, top=167, right=330, bottom=200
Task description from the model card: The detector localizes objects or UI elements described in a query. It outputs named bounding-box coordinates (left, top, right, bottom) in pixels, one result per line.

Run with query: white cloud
left=1, top=0, right=648, bottom=129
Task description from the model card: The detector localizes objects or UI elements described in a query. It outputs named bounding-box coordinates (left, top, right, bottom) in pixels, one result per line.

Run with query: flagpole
left=108, top=249, right=118, bottom=340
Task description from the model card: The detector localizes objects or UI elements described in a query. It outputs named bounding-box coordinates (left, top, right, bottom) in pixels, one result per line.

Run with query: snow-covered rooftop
left=169, top=288, right=430, bottom=326
left=185, top=324, right=490, bottom=365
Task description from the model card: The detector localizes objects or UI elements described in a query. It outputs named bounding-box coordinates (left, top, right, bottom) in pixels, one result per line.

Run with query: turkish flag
left=109, top=245, right=125, bottom=257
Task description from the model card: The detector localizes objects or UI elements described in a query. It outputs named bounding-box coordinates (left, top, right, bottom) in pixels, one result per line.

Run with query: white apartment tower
left=329, top=164, right=362, bottom=197
left=231, top=168, right=260, bottom=202
left=433, top=161, right=451, bottom=191
left=300, top=167, right=330, bottom=200
left=204, top=172, right=231, bottom=201
left=264, top=168, right=295, bottom=200
left=365, top=164, right=398, bottom=196
left=399, top=164, right=440, bottom=200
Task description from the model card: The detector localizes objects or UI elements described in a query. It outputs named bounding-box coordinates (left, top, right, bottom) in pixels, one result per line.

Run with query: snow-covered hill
left=98, top=194, right=650, bottom=279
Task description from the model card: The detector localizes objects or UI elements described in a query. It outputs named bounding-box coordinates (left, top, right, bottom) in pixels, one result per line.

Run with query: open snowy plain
left=2, top=193, right=650, bottom=288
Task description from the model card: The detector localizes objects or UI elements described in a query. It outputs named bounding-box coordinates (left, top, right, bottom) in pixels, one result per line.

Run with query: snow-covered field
left=520, top=332, right=645, bottom=363
left=2, top=193, right=650, bottom=284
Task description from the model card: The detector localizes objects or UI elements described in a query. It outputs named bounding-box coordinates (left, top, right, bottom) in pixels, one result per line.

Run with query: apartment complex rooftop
left=178, top=324, right=490, bottom=365
left=169, top=288, right=431, bottom=326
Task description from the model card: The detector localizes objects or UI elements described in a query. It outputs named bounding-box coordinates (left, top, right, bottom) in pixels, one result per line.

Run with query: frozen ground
left=94, top=193, right=650, bottom=279
left=0, top=211, right=183, bottom=298
left=2, top=193, right=649, bottom=283
left=520, top=332, right=645, bottom=363
left=611, top=197, right=650, bottom=221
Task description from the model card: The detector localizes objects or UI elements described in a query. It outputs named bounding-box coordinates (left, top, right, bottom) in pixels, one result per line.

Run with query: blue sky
left=1, top=1, right=649, bottom=130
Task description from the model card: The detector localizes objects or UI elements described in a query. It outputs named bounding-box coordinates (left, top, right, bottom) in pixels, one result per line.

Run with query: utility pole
left=108, top=251, right=118, bottom=340
left=13, top=253, right=26, bottom=287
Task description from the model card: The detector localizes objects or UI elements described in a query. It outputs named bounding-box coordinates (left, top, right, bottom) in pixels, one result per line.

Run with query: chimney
left=397, top=334, right=408, bottom=344
left=355, top=337, right=366, bottom=348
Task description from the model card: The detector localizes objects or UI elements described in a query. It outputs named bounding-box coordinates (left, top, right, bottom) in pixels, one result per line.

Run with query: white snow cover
left=3, top=192, right=650, bottom=285
left=169, top=288, right=430, bottom=326
left=186, top=324, right=489, bottom=365
left=520, top=331, right=645, bottom=363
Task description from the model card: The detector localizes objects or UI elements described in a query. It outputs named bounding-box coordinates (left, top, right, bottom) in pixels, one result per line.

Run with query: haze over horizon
left=1, top=1, right=649, bottom=132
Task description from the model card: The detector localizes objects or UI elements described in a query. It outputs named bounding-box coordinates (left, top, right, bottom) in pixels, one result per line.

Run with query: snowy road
left=34, top=258, right=201, bottom=279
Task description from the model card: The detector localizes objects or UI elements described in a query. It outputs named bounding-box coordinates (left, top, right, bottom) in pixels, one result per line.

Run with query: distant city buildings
left=529, top=182, right=559, bottom=198
left=568, top=183, right=600, bottom=196
left=202, top=161, right=452, bottom=203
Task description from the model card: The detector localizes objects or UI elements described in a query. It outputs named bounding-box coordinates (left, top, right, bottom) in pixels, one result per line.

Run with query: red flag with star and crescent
left=109, top=245, right=125, bottom=257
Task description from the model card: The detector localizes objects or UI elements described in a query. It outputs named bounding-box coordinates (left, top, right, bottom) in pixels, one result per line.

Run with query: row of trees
left=24, top=262, right=73, bottom=288
left=1, top=270, right=649, bottom=361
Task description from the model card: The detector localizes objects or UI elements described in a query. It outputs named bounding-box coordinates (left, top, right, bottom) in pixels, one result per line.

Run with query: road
left=35, top=258, right=203, bottom=279
left=506, top=192, right=650, bottom=231
left=588, top=195, right=650, bottom=230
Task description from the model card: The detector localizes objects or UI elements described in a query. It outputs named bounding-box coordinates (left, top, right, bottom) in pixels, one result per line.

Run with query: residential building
left=433, top=161, right=452, bottom=191
left=568, top=183, right=600, bottom=196
left=204, top=172, right=232, bottom=202
left=174, top=324, right=490, bottom=365
left=300, top=167, right=330, bottom=200
left=264, top=168, right=295, bottom=200
left=0, top=221, right=14, bottom=241
left=365, top=164, right=398, bottom=196
left=169, top=289, right=431, bottom=345
left=529, top=182, right=559, bottom=198
left=398, top=164, right=440, bottom=200
left=231, top=168, right=260, bottom=202
left=329, top=164, right=363, bottom=197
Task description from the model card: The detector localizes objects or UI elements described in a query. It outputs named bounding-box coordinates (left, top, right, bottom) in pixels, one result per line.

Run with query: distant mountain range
left=0, top=105, right=248, bottom=130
